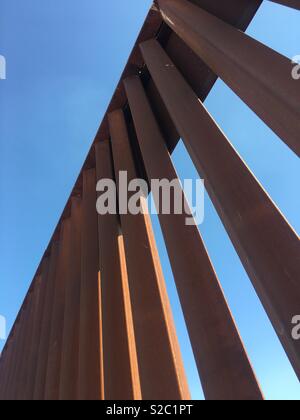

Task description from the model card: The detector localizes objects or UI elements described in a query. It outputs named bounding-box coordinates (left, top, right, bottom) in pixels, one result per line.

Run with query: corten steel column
left=0, top=350, right=6, bottom=398
left=4, top=339, right=16, bottom=400
left=0, top=340, right=12, bottom=399
left=6, top=327, right=21, bottom=400
left=25, top=258, right=50, bottom=400
left=141, top=39, right=300, bottom=380
left=124, top=75, right=263, bottom=400
left=269, top=0, right=300, bottom=9
left=23, top=276, right=43, bottom=400
left=108, top=110, right=190, bottom=400
left=45, top=220, right=72, bottom=400
left=6, top=314, right=25, bottom=400
left=59, top=197, right=82, bottom=400
left=0, top=342, right=10, bottom=399
left=16, top=290, right=35, bottom=400
left=78, top=169, right=103, bottom=401
left=6, top=331, right=20, bottom=400
left=156, top=0, right=300, bottom=156
left=95, top=141, right=141, bottom=400
left=34, top=241, right=60, bottom=400
left=5, top=341, right=15, bottom=400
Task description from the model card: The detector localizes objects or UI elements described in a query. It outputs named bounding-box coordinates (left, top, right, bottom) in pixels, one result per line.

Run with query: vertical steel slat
left=59, top=197, right=82, bottom=400
left=141, top=38, right=300, bottom=381
left=124, top=75, right=263, bottom=400
left=78, top=169, right=103, bottom=400
left=45, top=220, right=72, bottom=400
left=108, top=109, right=190, bottom=400
left=33, top=241, right=60, bottom=400
left=156, top=0, right=300, bottom=156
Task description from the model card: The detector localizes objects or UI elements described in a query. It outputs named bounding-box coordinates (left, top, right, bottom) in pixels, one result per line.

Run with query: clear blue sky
left=0, top=0, right=299, bottom=400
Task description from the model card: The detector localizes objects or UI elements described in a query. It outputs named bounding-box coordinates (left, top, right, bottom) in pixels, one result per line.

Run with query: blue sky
left=0, top=0, right=299, bottom=400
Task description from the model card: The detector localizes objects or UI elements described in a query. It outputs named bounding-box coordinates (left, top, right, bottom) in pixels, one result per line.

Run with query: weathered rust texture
left=124, top=75, right=264, bottom=400
left=23, top=275, right=43, bottom=400
left=5, top=320, right=23, bottom=400
left=108, top=109, right=190, bottom=400
left=156, top=0, right=300, bottom=156
left=269, top=0, right=300, bottom=9
left=45, top=220, right=72, bottom=400
left=0, top=338, right=12, bottom=399
left=34, top=241, right=60, bottom=400
left=141, top=38, right=300, bottom=381
left=78, top=169, right=103, bottom=400
left=16, top=291, right=35, bottom=400
left=95, top=141, right=141, bottom=400
left=59, top=197, right=82, bottom=400
left=26, top=258, right=50, bottom=400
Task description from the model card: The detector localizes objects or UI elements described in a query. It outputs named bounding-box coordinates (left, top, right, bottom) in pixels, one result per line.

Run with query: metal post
left=45, top=220, right=72, bottom=400
left=141, top=38, right=300, bottom=381
left=33, top=241, right=60, bottom=400
left=124, top=75, right=263, bottom=400
left=268, top=0, right=300, bottom=9
left=78, top=169, right=103, bottom=400
left=59, top=197, right=82, bottom=400
left=108, top=109, right=190, bottom=400
left=95, top=141, right=141, bottom=400
left=156, top=0, right=300, bottom=156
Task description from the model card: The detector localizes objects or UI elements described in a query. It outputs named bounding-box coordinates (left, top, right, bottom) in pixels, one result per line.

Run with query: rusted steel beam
left=78, top=169, right=103, bottom=401
left=269, top=0, right=300, bottom=9
left=108, top=110, right=190, bottom=400
left=141, top=39, right=300, bottom=381
left=16, top=291, right=35, bottom=400
left=59, top=197, right=82, bottom=400
left=0, top=350, right=6, bottom=398
left=6, top=319, right=24, bottom=400
left=33, top=241, right=60, bottom=400
left=155, top=0, right=300, bottom=156
left=0, top=340, right=11, bottom=399
left=23, top=275, right=43, bottom=400
left=25, top=258, right=50, bottom=400
left=124, top=75, right=263, bottom=400
left=95, top=141, right=141, bottom=400
left=45, top=220, right=72, bottom=400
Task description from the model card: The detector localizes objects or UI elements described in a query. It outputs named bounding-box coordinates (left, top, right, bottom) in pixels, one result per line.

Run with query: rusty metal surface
left=33, top=241, right=60, bottom=400
left=269, top=0, right=300, bottom=9
left=109, top=109, right=190, bottom=400
left=0, top=0, right=273, bottom=400
left=95, top=141, right=141, bottom=400
left=22, top=277, right=42, bottom=400
left=157, top=0, right=300, bottom=156
left=78, top=169, right=103, bottom=401
left=59, top=198, right=82, bottom=400
left=25, top=259, right=50, bottom=399
left=0, top=2, right=262, bottom=361
left=45, top=219, right=72, bottom=400
left=124, top=74, right=264, bottom=401
left=16, top=292, right=35, bottom=400
left=141, top=38, right=300, bottom=382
